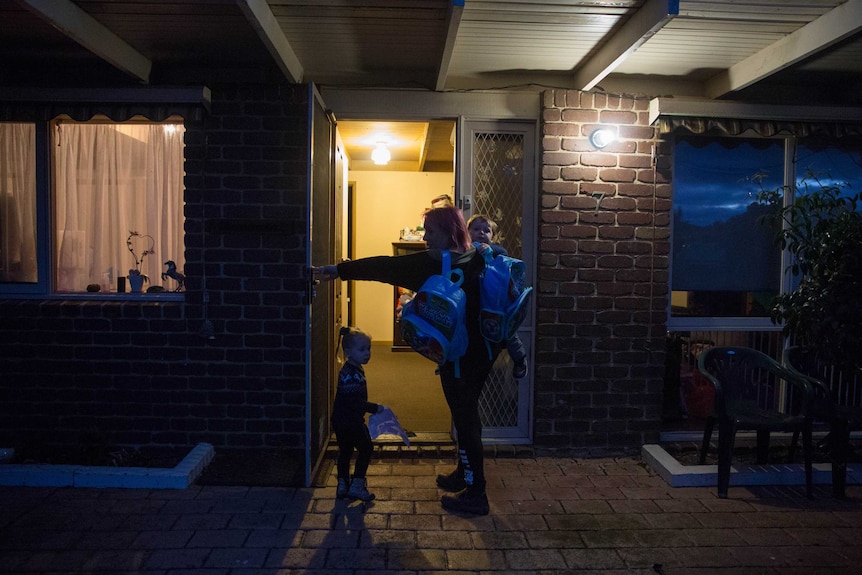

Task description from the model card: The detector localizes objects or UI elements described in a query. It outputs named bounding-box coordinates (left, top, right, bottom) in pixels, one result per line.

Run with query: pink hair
left=423, top=206, right=471, bottom=251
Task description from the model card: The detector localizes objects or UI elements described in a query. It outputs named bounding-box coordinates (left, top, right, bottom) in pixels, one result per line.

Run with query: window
left=0, top=123, right=36, bottom=284
left=0, top=117, right=185, bottom=295
left=670, top=133, right=862, bottom=328
left=671, top=136, right=784, bottom=323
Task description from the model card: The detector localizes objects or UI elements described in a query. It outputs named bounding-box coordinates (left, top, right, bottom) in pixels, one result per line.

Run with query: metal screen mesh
left=472, top=131, right=525, bottom=428
left=472, top=132, right=524, bottom=258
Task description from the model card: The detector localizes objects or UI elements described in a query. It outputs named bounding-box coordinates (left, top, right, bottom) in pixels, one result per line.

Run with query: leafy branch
left=756, top=171, right=862, bottom=370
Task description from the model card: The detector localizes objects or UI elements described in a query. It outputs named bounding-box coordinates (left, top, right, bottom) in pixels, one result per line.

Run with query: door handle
left=303, top=266, right=318, bottom=306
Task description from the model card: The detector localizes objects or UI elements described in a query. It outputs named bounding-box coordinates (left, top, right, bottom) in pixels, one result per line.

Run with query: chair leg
left=756, top=429, right=770, bottom=464
left=831, top=418, right=849, bottom=498
left=788, top=429, right=800, bottom=463
left=699, top=416, right=715, bottom=465
left=716, top=421, right=735, bottom=499
left=802, top=422, right=814, bottom=499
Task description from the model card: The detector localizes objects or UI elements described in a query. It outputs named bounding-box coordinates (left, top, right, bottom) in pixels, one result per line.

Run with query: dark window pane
left=671, top=136, right=784, bottom=318
left=797, top=138, right=862, bottom=202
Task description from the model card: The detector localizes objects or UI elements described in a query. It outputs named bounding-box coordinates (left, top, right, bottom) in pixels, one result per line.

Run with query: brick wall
left=0, top=82, right=311, bottom=458
left=535, top=90, right=671, bottom=455
left=0, top=85, right=672, bottom=463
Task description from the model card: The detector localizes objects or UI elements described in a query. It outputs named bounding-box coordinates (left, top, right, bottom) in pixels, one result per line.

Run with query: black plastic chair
left=697, top=346, right=815, bottom=498
left=784, top=346, right=862, bottom=497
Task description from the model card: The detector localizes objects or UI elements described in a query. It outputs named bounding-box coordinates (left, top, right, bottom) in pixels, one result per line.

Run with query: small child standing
left=467, top=214, right=529, bottom=379
left=332, top=326, right=384, bottom=501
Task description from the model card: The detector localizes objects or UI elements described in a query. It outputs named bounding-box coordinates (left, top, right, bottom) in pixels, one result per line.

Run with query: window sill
left=0, top=292, right=185, bottom=302
left=667, top=317, right=781, bottom=331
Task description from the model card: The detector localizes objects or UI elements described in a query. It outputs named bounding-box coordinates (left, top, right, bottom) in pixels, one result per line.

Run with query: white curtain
left=54, top=123, right=185, bottom=292
left=0, top=123, right=37, bottom=283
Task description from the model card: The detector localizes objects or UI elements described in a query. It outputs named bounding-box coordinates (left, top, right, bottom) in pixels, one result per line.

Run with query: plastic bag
left=368, top=406, right=410, bottom=446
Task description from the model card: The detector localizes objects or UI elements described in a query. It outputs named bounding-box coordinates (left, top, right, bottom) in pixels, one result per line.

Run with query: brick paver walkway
left=1, top=454, right=861, bottom=573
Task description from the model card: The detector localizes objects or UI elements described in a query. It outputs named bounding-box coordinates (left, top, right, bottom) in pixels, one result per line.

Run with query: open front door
left=306, top=85, right=340, bottom=485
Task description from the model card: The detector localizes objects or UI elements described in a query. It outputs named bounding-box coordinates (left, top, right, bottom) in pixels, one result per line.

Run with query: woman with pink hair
left=315, top=205, right=501, bottom=515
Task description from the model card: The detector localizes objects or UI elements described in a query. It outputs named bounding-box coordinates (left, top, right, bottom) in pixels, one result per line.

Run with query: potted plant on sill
left=127, top=230, right=154, bottom=293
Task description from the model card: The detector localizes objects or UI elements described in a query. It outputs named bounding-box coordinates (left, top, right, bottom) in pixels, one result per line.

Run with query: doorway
left=341, top=119, right=457, bottom=436
left=336, top=116, right=537, bottom=443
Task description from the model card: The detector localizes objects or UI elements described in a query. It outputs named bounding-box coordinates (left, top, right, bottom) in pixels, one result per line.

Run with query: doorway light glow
left=372, top=142, right=391, bottom=165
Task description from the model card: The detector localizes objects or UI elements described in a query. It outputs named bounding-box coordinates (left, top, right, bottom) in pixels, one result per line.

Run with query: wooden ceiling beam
left=237, top=0, right=304, bottom=83
left=706, top=0, right=862, bottom=98
left=435, top=0, right=465, bottom=92
left=19, top=0, right=152, bottom=83
left=573, top=0, right=679, bottom=91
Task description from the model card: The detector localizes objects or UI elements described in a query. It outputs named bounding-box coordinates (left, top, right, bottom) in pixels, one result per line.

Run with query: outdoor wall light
left=371, top=142, right=391, bottom=165
left=589, top=128, right=616, bottom=149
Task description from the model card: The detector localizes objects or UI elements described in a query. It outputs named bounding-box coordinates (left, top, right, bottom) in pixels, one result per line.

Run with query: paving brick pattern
left=1, top=455, right=861, bottom=574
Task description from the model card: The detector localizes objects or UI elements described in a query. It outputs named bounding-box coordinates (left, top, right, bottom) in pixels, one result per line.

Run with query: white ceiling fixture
left=371, top=142, right=391, bottom=165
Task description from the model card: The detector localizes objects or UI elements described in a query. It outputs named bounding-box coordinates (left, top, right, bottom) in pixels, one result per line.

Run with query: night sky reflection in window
left=672, top=137, right=784, bottom=317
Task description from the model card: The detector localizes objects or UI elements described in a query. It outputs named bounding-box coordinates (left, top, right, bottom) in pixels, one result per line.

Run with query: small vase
left=128, top=274, right=145, bottom=293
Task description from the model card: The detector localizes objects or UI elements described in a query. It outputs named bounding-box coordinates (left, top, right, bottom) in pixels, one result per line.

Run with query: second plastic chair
left=784, top=346, right=862, bottom=497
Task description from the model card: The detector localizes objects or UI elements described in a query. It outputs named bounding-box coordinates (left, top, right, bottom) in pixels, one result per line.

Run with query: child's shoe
left=512, top=357, right=528, bottom=379
left=348, top=477, right=375, bottom=501
left=336, top=477, right=350, bottom=499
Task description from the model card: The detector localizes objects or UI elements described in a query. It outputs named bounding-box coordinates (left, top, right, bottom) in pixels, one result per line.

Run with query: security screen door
left=459, top=120, right=536, bottom=443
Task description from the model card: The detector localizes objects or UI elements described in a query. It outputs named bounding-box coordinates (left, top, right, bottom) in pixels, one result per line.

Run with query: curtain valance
left=0, top=87, right=210, bottom=122
left=659, top=116, right=862, bottom=138
left=649, top=97, right=862, bottom=139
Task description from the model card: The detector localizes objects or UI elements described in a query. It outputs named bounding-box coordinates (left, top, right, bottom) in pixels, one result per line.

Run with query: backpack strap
left=442, top=250, right=464, bottom=377
left=471, top=243, right=496, bottom=360
left=442, top=250, right=464, bottom=287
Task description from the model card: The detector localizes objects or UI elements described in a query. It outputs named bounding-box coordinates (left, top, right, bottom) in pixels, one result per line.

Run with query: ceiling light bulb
left=372, top=142, right=391, bottom=165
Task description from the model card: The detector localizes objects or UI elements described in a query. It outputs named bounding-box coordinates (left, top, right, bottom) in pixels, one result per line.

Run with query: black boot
left=441, top=486, right=489, bottom=516
left=436, top=468, right=466, bottom=492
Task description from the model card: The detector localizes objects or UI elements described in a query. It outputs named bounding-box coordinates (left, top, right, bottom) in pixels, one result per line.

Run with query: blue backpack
left=400, top=251, right=469, bottom=373
left=476, top=244, right=533, bottom=345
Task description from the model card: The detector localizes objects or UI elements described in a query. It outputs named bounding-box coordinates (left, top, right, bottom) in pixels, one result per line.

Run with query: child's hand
left=475, top=243, right=491, bottom=255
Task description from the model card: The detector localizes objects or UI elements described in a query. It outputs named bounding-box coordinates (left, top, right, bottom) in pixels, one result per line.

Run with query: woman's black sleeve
left=337, top=252, right=433, bottom=291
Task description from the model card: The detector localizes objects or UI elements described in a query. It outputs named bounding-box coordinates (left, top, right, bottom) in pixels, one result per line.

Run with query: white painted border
left=0, top=443, right=214, bottom=489
left=643, top=444, right=862, bottom=488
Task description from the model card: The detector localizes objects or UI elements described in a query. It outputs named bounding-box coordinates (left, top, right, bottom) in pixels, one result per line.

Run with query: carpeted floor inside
left=364, top=342, right=451, bottom=433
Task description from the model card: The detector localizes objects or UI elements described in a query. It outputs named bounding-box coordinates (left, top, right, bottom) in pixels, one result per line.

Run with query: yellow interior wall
left=671, top=291, right=689, bottom=308
left=351, top=170, right=455, bottom=342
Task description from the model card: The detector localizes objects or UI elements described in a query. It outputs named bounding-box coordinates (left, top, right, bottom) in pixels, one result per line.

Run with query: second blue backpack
left=477, top=245, right=533, bottom=344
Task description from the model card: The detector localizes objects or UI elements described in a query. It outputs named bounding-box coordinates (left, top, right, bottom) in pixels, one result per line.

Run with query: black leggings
left=440, top=349, right=498, bottom=490
left=333, top=421, right=374, bottom=480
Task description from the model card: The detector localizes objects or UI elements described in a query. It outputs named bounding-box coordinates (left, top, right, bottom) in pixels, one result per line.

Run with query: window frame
left=667, top=133, right=797, bottom=332
left=0, top=118, right=186, bottom=301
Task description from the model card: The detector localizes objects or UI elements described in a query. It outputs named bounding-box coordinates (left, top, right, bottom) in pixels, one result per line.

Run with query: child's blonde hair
left=339, top=326, right=370, bottom=354
left=467, top=214, right=498, bottom=235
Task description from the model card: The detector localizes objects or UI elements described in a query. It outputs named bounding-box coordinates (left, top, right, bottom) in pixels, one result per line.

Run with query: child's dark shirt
left=332, top=362, right=378, bottom=428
